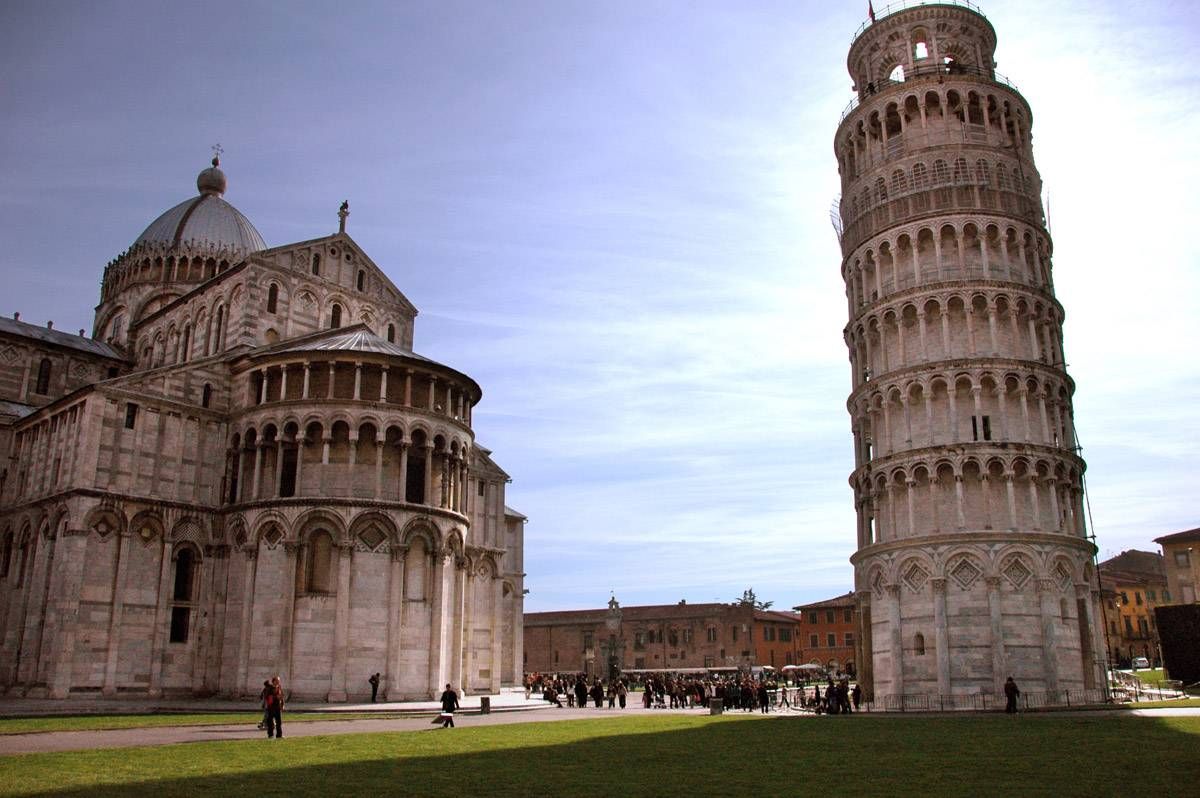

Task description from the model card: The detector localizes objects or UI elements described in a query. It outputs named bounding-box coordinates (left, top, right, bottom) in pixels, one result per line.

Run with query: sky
left=1, top=0, right=1197, bottom=612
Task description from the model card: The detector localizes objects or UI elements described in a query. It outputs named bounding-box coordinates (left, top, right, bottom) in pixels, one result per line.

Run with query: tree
left=736, top=588, right=773, bottom=610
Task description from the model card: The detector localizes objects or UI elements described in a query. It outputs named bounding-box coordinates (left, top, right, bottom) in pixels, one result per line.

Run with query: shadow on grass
left=5, top=714, right=1200, bottom=797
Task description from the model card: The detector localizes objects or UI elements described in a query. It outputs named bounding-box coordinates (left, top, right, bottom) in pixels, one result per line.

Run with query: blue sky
left=2, top=0, right=1197, bottom=611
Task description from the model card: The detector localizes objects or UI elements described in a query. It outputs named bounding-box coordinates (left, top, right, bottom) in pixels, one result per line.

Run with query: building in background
left=835, top=3, right=1103, bottom=702
left=794, top=592, right=857, bottom=674
left=1155, top=527, right=1200, bottom=605
left=523, top=598, right=801, bottom=677
left=0, top=159, right=524, bottom=700
left=1097, top=550, right=1166, bottom=667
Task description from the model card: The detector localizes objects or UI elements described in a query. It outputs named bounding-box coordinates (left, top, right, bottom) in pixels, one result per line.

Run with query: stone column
left=147, top=541, right=176, bottom=697
left=384, top=547, right=405, bottom=700
left=327, top=543, right=354, bottom=701
left=302, top=363, right=311, bottom=399
left=1037, top=578, right=1060, bottom=693
left=423, top=445, right=434, bottom=505
left=932, top=578, right=950, bottom=696
left=101, top=532, right=131, bottom=695
left=986, top=576, right=1006, bottom=698
left=398, top=443, right=409, bottom=501
left=327, top=363, right=336, bottom=399
left=374, top=440, right=384, bottom=500
left=353, top=362, right=362, bottom=401
left=47, top=528, right=89, bottom=698
left=886, top=583, right=904, bottom=699
left=427, top=551, right=447, bottom=697
left=281, top=542, right=300, bottom=691
left=380, top=367, right=389, bottom=402
left=236, top=546, right=258, bottom=695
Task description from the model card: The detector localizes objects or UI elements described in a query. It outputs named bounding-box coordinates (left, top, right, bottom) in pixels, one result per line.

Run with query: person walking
left=369, top=672, right=381, bottom=703
left=439, top=683, right=460, bottom=728
left=575, top=677, right=588, bottom=709
left=851, top=683, right=862, bottom=711
left=256, top=680, right=272, bottom=730
left=264, top=676, right=284, bottom=738
left=1004, top=676, right=1020, bottom=714
left=617, top=680, right=628, bottom=709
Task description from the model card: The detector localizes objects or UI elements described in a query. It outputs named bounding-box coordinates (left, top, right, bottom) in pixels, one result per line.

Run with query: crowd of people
left=523, top=671, right=863, bottom=715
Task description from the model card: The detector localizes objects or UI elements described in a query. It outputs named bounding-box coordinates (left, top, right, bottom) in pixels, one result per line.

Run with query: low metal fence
left=857, top=687, right=1110, bottom=713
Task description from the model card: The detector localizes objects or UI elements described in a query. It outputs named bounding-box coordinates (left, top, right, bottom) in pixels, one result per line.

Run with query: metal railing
left=850, top=0, right=988, bottom=43
left=839, top=61, right=1024, bottom=126
left=857, top=688, right=1110, bottom=712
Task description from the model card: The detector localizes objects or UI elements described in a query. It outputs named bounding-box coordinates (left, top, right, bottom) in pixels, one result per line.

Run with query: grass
left=1131, top=668, right=1167, bottom=684
left=1, top=713, right=1198, bottom=797
left=0, top=713, right=408, bottom=736
left=1121, top=698, right=1200, bottom=709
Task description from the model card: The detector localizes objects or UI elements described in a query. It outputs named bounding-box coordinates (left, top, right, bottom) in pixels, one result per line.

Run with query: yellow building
left=1098, top=550, right=1166, bottom=667
left=1154, top=527, right=1200, bottom=605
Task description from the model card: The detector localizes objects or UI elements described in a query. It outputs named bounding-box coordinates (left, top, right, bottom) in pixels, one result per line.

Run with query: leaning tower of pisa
left=834, top=2, right=1105, bottom=705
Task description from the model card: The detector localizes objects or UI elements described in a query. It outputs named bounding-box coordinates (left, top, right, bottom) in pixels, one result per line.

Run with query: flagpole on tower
left=868, top=1, right=877, bottom=24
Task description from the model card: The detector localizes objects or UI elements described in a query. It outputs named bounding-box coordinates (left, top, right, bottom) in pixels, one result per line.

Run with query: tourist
left=543, top=682, right=562, bottom=707
left=256, top=679, right=271, bottom=730
left=1004, top=676, right=1020, bottom=714
left=607, top=681, right=616, bottom=708
left=779, top=683, right=790, bottom=709
left=617, top=680, right=628, bottom=709
left=852, top=683, right=862, bottom=711
left=265, top=676, right=284, bottom=738
left=757, top=681, right=770, bottom=713
left=369, top=672, right=380, bottom=703
left=575, top=677, right=588, bottom=709
left=591, top=679, right=604, bottom=708
left=439, top=683, right=460, bottom=727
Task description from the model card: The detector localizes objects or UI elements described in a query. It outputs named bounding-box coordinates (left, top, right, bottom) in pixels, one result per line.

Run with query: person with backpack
left=264, top=676, right=284, bottom=738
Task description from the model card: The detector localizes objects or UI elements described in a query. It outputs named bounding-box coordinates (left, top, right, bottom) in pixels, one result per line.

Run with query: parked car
left=1131, top=656, right=1150, bottom=670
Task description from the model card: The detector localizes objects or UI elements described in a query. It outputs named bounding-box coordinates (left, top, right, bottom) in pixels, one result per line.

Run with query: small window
left=706, top=627, right=717, bottom=642
left=971, top=415, right=992, bottom=442
left=312, top=254, right=321, bottom=275
left=808, top=611, right=818, bottom=624
left=914, top=41, right=928, bottom=59
left=1148, top=590, right=1157, bottom=602
left=330, top=304, right=342, bottom=329
left=267, top=284, right=278, bottom=314
left=809, top=634, right=819, bottom=647
left=169, top=606, right=190, bottom=643
left=477, top=481, right=485, bottom=497
left=357, top=270, right=366, bottom=291
left=35, top=359, right=51, bottom=395
left=1175, top=551, right=1191, bottom=568
left=844, top=608, right=853, bottom=622
left=124, top=403, right=138, bottom=429
left=845, top=632, right=855, bottom=645
left=732, top=626, right=738, bottom=642
left=173, top=549, right=196, bottom=601
left=779, top=628, right=791, bottom=642
left=387, top=324, right=396, bottom=343
left=1135, top=592, right=1143, bottom=606
left=827, top=633, right=837, bottom=647
left=202, top=383, right=213, bottom=409
left=825, top=609, right=835, bottom=624
left=913, top=632, right=926, bottom=655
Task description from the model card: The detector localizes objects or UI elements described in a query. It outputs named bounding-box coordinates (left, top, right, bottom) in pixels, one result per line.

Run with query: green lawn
left=1, top=713, right=1198, bottom=797
left=1131, top=668, right=1167, bottom=684
left=1120, top=698, right=1200, bottom=709
left=0, top=713, right=407, bottom=736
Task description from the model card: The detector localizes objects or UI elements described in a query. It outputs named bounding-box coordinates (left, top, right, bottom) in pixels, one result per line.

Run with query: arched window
left=996, top=164, right=1010, bottom=190
left=356, top=270, right=365, bottom=291
left=35, top=359, right=51, bottom=395
left=912, top=162, right=929, bottom=189
left=201, top=383, right=213, bottom=408
left=953, top=157, right=969, bottom=183
left=169, top=547, right=199, bottom=643
left=914, top=632, right=926, bottom=655
left=311, top=254, right=321, bottom=275
left=0, top=533, right=11, bottom=579
left=933, top=160, right=950, bottom=185
left=213, top=306, right=225, bottom=352
left=891, top=169, right=908, bottom=196
left=267, top=284, right=278, bottom=314
left=180, top=326, right=191, bottom=363
left=874, top=177, right=887, bottom=204
left=976, top=159, right=991, bottom=186
left=330, top=304, right=342, bottom=329
left=306, top=530, right=334, bottom=593
left=386, top=324, right=396, bottom=343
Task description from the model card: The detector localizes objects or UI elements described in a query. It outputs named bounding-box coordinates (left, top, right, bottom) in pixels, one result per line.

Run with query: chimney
left=46, top=321, right=53, bottom=330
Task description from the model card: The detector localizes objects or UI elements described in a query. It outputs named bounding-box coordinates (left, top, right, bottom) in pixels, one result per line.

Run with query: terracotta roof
left=1154, top=527, right=1200, bottom=545
left=525, top=602, right=739, bottom=627
left=793, top=591, right=856, bottom=610
left=1098, top=550, right=1164, bottom=579
left=754, top=610, right=801, bottom=624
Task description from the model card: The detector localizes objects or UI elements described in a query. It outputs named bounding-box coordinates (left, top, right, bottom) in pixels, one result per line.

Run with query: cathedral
left=0, top=158, right=526, bottom=700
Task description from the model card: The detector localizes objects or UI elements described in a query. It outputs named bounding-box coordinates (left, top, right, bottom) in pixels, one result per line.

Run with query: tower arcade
left=833, top=2, right=1103, bottom=703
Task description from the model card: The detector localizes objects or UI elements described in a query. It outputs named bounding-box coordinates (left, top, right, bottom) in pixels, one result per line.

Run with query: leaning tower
left=834, top=2, right=1104, bottom=705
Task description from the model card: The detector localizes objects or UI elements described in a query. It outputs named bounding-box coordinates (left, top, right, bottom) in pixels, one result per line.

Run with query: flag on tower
left=868, top=1, right=877, bottom=23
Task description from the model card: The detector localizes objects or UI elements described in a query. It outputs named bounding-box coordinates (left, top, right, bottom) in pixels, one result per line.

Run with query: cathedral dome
left=132, top=157, right=266, bottom=254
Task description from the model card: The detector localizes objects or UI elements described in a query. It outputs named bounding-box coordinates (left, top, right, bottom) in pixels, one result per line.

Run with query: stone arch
left=170, top=517, right=206, bottom=546
left=128, top=510, right=165, bottom=545
left=294, top=508, right=347, bottom=546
